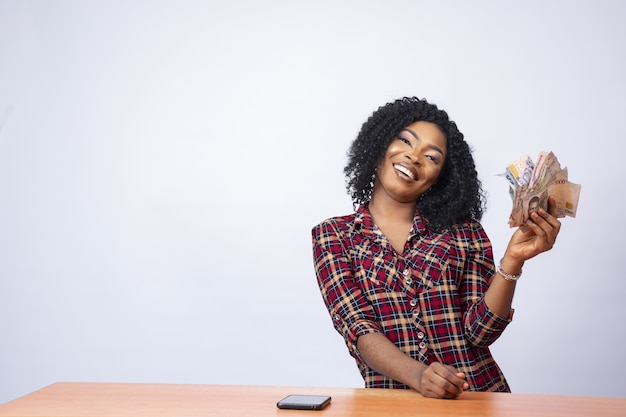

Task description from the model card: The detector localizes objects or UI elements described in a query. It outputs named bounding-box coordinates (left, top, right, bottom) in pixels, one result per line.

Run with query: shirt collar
left=352, top=204, right=428, bottom=240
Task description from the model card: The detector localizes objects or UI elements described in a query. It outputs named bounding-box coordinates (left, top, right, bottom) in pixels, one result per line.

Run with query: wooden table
left=0, top=382, right=624, bottom=417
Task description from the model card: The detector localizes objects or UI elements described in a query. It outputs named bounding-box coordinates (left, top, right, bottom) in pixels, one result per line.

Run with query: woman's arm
left=312, top=220, right=380, bottom=358
left=357, top=333, right=469, bottom=399
left=485, top=196, right=561, bottom=317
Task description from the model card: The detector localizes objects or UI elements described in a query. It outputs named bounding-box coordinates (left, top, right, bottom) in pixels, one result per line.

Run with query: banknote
left=504, top=152, right=581, bottom=227
left=505, top=154, right=535, bottom=189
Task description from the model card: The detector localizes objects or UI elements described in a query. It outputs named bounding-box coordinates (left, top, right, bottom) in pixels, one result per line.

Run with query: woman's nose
left=405, top=151, right=421, bottom=165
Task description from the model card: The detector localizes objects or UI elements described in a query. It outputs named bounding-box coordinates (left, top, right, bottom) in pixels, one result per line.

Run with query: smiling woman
left=374, top=121, right=447, bottom=208
left=311, top=97, right=562, bottom=399
left=369, top=121, right=448, bottom=254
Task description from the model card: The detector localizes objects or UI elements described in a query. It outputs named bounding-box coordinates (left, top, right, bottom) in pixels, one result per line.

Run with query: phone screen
left=276, top=394, right=332, bottom=410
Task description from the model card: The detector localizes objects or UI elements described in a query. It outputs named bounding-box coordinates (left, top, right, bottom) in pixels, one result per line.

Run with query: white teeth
left=394, top=164, right=415, bottom=180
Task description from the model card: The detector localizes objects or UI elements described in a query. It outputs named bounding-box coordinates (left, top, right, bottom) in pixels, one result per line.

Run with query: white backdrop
left=1, top=0, right=625, bottom=404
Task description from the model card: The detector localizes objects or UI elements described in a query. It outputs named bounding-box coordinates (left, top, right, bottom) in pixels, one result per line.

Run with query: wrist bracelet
left=497, top=264, right=522, bottom=281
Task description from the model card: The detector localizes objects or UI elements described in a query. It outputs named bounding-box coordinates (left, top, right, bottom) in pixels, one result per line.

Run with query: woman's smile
left=393, top=162, right=418, bottom=181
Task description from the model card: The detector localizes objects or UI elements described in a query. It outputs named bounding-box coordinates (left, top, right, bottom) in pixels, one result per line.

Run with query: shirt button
left=409, top=299, right=418, bottom=307
left=333, top=314, right=340, bottom=322
left=412, top=310, right=419, bottom=318
left=403, top=269, right=410, bottom=276
left=406, top=278, right=413, bottom=285
left=419, top=341, right=427, bottom=349
left=417, top=332, right=425, bottom=339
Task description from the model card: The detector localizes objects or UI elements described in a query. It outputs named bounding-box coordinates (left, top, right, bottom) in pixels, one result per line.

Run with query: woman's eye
left=398, top=136, right=411, bottom=145
left=426, top=155, right=441, bottom=164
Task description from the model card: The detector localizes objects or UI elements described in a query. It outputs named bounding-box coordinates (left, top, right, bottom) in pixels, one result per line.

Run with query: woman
left=312, top=97, right=560, bottom=399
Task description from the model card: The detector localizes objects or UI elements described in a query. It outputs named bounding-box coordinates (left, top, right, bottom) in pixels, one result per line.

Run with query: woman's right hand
left=357, top=333, right=468, bottom=399
left=417, top=362, right=469, bottom=399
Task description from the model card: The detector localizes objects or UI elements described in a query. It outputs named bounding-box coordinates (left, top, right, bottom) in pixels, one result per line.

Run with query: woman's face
left=373, top=121, right=447, bottom=204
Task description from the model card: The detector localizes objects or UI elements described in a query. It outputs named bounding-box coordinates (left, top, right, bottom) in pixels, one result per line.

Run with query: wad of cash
left=503, top=151, right=581, bottom=228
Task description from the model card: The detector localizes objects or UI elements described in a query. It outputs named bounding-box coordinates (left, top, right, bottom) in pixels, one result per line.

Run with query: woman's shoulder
left=313, top=212, right=358, bottom=233
left=445, top=218, right=491, bottom=246
left=312, top=205, right=371, bottom=238
left=449, top=218, right=486, bottom=233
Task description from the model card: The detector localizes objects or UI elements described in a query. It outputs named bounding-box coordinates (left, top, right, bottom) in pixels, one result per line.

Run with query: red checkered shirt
left=312, top=205, right=512, bottom=392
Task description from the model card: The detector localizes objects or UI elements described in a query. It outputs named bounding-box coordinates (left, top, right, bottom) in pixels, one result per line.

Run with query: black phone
left=276, top=394, right=332, bottom=410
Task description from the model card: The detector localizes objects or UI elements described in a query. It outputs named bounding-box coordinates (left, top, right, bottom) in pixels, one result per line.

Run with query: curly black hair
left=344, top=97, right=486, bottom=230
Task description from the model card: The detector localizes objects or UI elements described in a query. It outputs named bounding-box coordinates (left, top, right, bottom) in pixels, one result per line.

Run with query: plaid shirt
left=312, top=205, right=512, bottom=392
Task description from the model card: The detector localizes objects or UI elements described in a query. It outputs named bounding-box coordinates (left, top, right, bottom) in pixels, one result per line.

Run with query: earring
left=419, top=187, right=432, bottom=200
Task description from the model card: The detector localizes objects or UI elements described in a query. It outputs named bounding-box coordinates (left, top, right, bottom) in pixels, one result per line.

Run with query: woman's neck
left=368, top=193, right=416, bottom=254
left=368, top=192, right=415, bottom=224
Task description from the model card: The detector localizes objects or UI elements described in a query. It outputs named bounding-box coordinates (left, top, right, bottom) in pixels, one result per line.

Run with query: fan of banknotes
left=502, top=151, right=581, bottom=228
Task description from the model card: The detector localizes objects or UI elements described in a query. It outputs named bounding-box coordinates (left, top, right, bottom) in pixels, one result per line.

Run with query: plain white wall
left=1, top=0, right=625, bottom=403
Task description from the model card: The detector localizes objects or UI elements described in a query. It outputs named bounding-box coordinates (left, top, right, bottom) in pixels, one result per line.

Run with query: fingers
left=456, top=373, right=471, bottom=390
left=521, top=202, right=560, bottom=255
left=506, top=195, right=562, bottom=267
left=419, top=363, right=467, bottom=399
left=529, top=202, right=561, bottom=236
left=547, top=195, right=558, bottom=218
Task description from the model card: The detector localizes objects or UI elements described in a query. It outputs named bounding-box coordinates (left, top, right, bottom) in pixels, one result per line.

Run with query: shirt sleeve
left=459, top=223, right=513, bottom=348
left=312, top=220, right=383, bottom=361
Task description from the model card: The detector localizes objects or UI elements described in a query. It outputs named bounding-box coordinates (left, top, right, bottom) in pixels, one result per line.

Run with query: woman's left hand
left=505, top=195, right=562, bottom=264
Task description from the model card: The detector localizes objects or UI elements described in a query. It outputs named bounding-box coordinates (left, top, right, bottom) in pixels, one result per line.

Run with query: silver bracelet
left=497, top=264, right=522, bottom=281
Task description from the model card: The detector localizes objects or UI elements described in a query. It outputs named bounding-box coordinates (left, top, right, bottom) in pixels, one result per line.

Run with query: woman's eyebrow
left=402, top=128, right=420, bottom=141
left=402, top=128, right=445, bottom=156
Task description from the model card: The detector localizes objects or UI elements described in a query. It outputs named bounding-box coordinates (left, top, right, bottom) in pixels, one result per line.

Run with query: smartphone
left=276, top=394, right=332, bottom=410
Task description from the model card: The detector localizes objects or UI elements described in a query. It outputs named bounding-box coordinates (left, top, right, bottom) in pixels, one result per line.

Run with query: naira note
left=503, top=152, right=581, bottom=228
left=506, top=154, right=535, bottom=189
